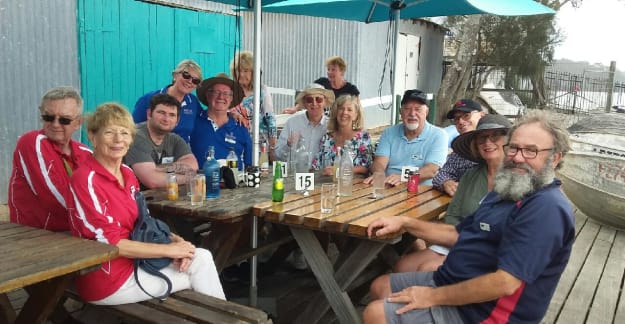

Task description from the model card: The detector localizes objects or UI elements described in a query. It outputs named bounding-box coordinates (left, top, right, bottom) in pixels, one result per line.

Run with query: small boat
left=558, top=113, right=625, bottom=229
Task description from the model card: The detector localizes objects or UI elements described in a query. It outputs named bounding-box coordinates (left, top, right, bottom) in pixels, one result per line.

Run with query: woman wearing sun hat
left=394, top=114, right=512, bottom=273
left=190, top=73, right=251, bottom=169
left=133, top=59, right=203, bottom=143
left=274, top=83, right=335, bottom=169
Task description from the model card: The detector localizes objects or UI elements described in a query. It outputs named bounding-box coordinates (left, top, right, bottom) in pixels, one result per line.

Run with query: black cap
left=446, top=99, right=482, bottom=119
left=401, top=89, right=428, bottom=106
left=451, top=114, right=512, bottom=162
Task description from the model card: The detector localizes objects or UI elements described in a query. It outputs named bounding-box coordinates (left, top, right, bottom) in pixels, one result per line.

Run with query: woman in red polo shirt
left=69, top=102, right=224, bottom=304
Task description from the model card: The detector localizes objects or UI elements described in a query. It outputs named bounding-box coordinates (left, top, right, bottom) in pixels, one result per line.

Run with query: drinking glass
left=190, top=174, right=206, bottom=206
left=372, top=171, right=386, bottom=199
left=320, top=183, right=336, bottom=214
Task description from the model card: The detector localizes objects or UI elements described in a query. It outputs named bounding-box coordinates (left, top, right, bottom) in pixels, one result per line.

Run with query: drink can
left=407, top=171, right=419, bottom=193
left=166, top=173, right=179, bottom=200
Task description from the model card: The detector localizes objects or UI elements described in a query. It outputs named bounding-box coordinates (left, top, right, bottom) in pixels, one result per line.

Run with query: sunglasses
left=41, top=114, right=76, bottom=125
left=305, top=96, right=324, bottom=104
left=181, top=71, right=201, bottom=85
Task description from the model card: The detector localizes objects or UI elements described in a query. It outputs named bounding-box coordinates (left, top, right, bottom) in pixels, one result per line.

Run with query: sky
left=554, top=0, right=625, bottom=66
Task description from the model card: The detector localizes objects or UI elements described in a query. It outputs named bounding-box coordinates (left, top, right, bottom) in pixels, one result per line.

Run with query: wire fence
left=443, top=62, right=625, bottom=115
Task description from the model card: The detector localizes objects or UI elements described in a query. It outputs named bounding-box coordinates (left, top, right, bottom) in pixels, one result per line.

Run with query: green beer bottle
left=272, top=161, right=284, bottom=202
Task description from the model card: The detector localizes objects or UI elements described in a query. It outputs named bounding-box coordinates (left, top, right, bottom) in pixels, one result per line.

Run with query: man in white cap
left=274, top=83, right=335, bottom=169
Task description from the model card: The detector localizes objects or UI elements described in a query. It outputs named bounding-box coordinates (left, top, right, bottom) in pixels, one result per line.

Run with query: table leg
left=290, top=228, right=365, bottom=324
left=0, top=293, right=16, bottom=324
left=202, top=222, right=244, bottom=273
left=293, top=233, right=387, bottom=324
left=16, top=274, right=72, bottom=324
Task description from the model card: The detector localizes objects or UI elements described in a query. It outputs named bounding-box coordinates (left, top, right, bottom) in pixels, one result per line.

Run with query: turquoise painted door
left=76, top=0, right=240, bottom=142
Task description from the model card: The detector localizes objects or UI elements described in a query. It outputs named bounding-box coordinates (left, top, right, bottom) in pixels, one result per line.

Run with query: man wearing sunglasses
left=274, top=83, right=335, bottom=168
left=133, top=59, right=203, bottom=144
left=432, top=99, right=486, bottom=196
left=364, top=111, right=574, bottom=324
left=365, top=89, right=448, bottom=186
left=124, top=94, right=198, bottom=190
left=8, top=86, right=92, bottom=231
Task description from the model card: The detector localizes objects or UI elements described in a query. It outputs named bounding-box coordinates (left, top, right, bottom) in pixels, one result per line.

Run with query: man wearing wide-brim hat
left=274, top=83, right=335, bottom=169
left=190, top=74, right=252, bottom=169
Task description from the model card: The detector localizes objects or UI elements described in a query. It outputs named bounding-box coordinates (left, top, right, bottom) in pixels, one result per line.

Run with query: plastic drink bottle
left=204, top=146, right=221, bottom=198
left=226, top=147, right=239, bottom=180
left=338, top=146, right=353, bottom=196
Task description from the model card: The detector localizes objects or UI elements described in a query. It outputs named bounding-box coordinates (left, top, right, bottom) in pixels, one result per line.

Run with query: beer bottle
left=272, top=161, right=284, bottom=202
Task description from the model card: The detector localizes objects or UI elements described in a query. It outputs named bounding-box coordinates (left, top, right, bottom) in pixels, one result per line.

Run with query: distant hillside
left=551, top=59, right=625, bottom=82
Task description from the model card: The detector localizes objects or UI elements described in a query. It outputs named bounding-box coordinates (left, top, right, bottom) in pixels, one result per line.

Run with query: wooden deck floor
left=542, top=210, right=625, bottom=324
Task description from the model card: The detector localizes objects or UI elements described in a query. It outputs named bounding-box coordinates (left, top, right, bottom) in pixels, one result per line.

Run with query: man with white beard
left=364, top=111, right=575, bottom=324
left=365, top=89, right=447, bottom=186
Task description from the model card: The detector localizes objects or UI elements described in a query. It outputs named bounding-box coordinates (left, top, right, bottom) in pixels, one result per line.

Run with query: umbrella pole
left=390, top=8, right=400, bottom=125
left=250, top=0, right=261, bottom=308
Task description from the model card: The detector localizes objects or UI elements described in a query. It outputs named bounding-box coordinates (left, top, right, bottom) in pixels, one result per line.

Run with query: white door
left=395, top=34, right=420, bottom=95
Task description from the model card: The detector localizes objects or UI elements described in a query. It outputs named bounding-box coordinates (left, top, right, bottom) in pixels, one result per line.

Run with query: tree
left=435, top=0, right=581, bottom=124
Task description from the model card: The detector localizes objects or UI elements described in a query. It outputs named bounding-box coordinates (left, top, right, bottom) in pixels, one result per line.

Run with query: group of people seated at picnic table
left=7, top=52, right=576, bottom=324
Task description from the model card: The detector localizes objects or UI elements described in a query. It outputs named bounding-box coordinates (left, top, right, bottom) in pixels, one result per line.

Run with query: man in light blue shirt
left=366, top=90, right=447, bottom=186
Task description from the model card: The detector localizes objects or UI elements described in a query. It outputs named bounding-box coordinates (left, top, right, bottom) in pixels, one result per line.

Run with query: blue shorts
left=384, top=272, right=464, bottom=324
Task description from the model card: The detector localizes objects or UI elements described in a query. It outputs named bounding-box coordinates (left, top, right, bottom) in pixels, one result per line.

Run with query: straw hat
left=196, top=73, right=245, bottom=108
left=451, top=114, right=512, bottom=162
left=295, top=83, right=335, bottom=106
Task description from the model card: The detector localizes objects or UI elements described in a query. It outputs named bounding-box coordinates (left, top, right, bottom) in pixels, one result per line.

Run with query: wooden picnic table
left=0, top=222, right=119, bottom=324
left=142, top=175, right=298, bottom=272
left=252, top=178, right=451, bottom=324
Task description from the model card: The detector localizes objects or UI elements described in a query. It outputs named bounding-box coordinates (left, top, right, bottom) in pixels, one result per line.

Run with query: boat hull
left=558, top=149, right=625, bottom=229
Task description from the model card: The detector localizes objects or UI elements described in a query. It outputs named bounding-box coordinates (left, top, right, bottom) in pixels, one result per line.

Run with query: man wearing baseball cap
left=365, top=89, right=448, bottom=186
left=432, top=99, right=486, bottom=196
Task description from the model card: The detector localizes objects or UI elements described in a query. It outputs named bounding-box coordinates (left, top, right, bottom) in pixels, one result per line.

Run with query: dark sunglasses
left=41, top=114, right=75, bottom=125
left=181, top=71, right=201, bottom=85
left=305, top=96, right=324, bottom=104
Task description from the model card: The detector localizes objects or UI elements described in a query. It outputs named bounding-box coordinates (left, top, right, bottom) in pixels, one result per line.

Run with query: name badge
left=225, top=133, right=236, bottom=144
left=400, top=166, right=419, bottom=182
left=479, top=222, right=491, bottom=232
left=161, top=156, right=174, bottom=164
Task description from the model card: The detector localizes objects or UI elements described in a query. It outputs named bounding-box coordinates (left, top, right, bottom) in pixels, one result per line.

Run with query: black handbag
left=132, top=191, right=173, bottom=300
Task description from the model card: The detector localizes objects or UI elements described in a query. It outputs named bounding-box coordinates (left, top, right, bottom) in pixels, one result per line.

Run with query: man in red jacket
left=8, top=86, right=92, bottom=231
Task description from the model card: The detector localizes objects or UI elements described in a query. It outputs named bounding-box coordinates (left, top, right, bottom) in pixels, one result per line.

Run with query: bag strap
left=134, top=260, right=172, bottom=301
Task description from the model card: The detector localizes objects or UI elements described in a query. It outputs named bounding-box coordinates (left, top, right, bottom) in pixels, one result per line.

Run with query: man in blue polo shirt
left=365, top=89, right=447, bottom=186
left=364, top=111, right=575, bottom=324
left=190, top=74, right=252, bottom=169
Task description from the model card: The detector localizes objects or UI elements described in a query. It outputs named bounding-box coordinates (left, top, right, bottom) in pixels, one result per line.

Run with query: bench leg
left=17, top=274, right=72, bottom=324
left=0, top=293, right=16, bottom=324
left=290, top=228, right=362, bottom=324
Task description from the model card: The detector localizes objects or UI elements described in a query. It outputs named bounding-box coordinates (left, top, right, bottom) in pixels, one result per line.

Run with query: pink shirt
left=8, top=130, right=92, bottom=231
left=69, top=156, right=140, bottom=302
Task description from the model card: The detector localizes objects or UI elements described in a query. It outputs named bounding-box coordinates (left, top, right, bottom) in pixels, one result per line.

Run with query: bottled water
left=338, top=146, right=353, bottom=196
left=226, top=147, right=238, bottom=180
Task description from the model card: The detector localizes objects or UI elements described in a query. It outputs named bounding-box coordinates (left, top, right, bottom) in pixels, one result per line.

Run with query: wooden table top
left=0, top=222, right=119, bottom=294
left=252, top=178, right=451, bottom=240
left=143, top=174, right=326, bottom=223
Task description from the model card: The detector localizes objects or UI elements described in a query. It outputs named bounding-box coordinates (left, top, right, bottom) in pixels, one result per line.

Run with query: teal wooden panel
left=76, top=0, right=240, bottom=143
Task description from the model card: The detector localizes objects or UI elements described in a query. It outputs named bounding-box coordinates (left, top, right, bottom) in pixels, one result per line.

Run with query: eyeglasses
left=503, top=144, right=553, bottom=159
left=209, top=90, right=234, bottom=98
left=305, top=96, right=324, bottom=104
left=41, top=114, right=76, bottom=125
left=450, top=111, right=476, bottom=124
left=181, top=71, right=201, bottom=85
left=475, top=131, right=506, bottom=144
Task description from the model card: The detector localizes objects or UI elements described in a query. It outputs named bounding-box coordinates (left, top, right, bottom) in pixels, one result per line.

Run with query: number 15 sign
left=295, top=173, right=314, bottom=191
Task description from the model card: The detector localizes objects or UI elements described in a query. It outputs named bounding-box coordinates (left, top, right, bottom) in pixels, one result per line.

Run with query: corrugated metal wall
left=0, top=0, right=81, bottom=204
left=239, top=12, right=444, bottom=129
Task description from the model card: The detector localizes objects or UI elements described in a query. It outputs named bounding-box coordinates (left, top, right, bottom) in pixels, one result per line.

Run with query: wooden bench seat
left=67, top=289, right=270, bottom=324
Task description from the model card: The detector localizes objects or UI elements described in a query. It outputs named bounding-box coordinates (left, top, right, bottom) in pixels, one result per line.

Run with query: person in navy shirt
left=191, top=74, right=251, bottom=169
left=133, top=59, right=202, bottom=143
left=365, top=111, right=575, bottom=324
